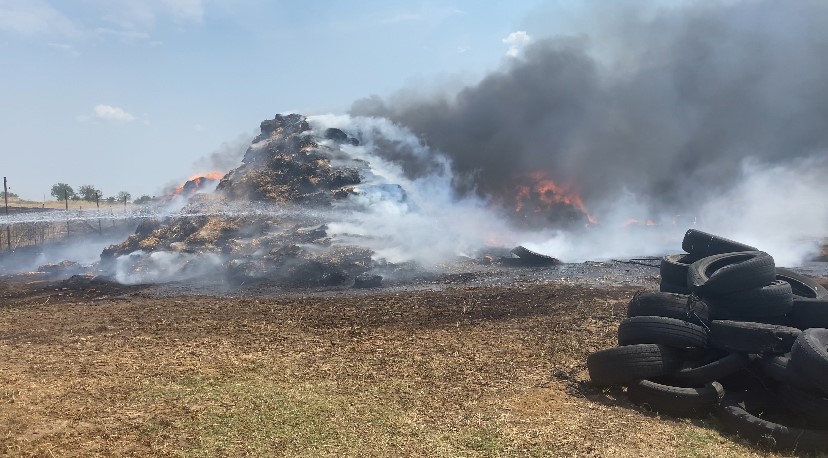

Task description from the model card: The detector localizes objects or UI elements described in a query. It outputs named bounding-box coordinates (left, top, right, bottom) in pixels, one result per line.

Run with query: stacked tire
left=587, top=229, right=828, bottom=451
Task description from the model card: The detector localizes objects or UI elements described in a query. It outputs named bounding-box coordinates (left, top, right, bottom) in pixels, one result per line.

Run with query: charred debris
left=93, top=114, right=551, bottom=288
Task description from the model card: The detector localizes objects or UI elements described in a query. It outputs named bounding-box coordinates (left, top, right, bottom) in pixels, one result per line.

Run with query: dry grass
left=0, top=279, right=820, bottom=457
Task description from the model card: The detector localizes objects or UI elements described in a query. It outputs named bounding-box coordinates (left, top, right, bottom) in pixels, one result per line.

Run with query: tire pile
left=587, top=229, right=828, bottom=451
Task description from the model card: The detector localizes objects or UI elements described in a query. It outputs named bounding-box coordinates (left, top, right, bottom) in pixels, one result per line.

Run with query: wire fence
left=0, top=218, right=128, bottom=253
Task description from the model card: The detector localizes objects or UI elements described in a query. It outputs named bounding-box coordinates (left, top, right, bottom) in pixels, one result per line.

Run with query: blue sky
left=0, top=0, right=553, bottom=200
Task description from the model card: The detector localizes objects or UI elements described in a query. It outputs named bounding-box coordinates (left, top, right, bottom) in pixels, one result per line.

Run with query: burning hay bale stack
left=102, top=217, right=211, bottom=255
left=216, top=114, right=362, bottom=204
left=587, top=229, right=828, bottom=452
left=100, top=114, right=377, bottom=286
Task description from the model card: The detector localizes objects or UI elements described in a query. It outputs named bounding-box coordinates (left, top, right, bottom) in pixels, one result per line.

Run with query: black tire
left=673, top=353, right=752, bottom=387
left=778, top=384, right=828, bottom=427
left=758, top=355, right=816, bottom=391
left=759, top=355, right=790, bottom=383
left=660, top=280, right=692, bottom=295
left=709, top=320, right=800, bottom=355
left=587, top=344, right=683, bottom=387
left=682, top=229, right=758, bottom=258
left=626, top=380, right=724, bottom=417
left=790, top=299, right=828, bottom=330
left=707, top=310, right=794, bottom=327
left=718, top=394, right=828, bottom=451
left=686, top=296, right=712, bottom=325
left=627, top=292, right=708, bottom=324
left=701, top=281, right=793, bottom=319
left=776, top=268, right=828, bottom=299
left=789, top=328, right=828, bottom=395
left=660, top=254, right=699, bottom=286
left=776, top=268, right=828, bottom=329
left=618, top=316, right=708, bottom=349
left=687, top=251, right=776, bottom=295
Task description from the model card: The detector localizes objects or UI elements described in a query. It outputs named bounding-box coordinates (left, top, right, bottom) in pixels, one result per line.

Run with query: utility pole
left=95, top=191, right=102, bottom=234
left=4, top=177, right=10, bottom=253
left=64, top=189, right=69, bottom=239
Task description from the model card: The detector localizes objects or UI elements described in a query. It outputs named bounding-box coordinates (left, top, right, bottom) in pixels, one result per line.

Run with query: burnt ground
left=2, top=262, right=828, bottom=457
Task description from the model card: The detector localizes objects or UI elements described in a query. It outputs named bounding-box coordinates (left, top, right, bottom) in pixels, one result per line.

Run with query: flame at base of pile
left=510, top=171, right=596, bottom=228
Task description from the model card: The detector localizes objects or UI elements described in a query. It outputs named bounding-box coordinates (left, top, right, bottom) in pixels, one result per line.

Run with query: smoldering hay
left=101, top=114, right=517, bottom=285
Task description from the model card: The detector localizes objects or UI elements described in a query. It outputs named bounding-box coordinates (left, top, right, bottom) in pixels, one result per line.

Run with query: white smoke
left=113, top=250, right=224, bottom=285
left=516, top=156, right=828, bottom=265
left=694, top=156, right=828, bottom=266
left=7, top=112, right=821, bottom=287
left=0, top=230, right=136, bottom=277
left=518, top=190, right=684, bottom=262
left=309, top=114, right=828, bottom=267
left=308, top=114, right=518, bottom=265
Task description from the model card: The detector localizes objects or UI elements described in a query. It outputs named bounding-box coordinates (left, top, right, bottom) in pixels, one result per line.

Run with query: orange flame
left=190, top=171, right=223, bottom=181
left=174, top=171, right=224, bottom=195
left=513, top=171, right=596, bottom=224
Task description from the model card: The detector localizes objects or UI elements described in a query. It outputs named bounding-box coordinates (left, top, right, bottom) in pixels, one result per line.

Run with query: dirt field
left=1, top=274, right=825, bottom=457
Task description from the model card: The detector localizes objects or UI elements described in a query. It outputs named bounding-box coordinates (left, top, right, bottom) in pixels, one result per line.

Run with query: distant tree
left=50, top=183, right=75, bottom=200
left=77, top=185, right=102, bottom=202
left=106, top=196, right=116, bottom=203
left=71, top=195, right=81, bottom=201
left=0, top=191, right=18, bottom=198
left=133, top=195, right=152, bottom=205
left=116, top=191, right=132, bottom=203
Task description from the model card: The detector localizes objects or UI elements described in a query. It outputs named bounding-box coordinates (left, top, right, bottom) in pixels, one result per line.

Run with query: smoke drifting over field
left=350, top=0, right=828, bottom=264
left=353, top=0, right=827, bottom=209
left=308, top=114, right=516, bottom=265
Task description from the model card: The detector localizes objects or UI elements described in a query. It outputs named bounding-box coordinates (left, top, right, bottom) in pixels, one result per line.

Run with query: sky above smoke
left=0, top=0, right=540, bottom=200
left=351, top=0, right=828, bottom=219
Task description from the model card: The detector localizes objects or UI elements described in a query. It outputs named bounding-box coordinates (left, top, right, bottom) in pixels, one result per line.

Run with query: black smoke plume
left=351, top=0, right=828, bottom=218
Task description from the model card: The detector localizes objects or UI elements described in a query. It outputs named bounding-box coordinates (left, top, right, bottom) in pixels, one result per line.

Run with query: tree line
left=50, top=183, right=152, bottom=205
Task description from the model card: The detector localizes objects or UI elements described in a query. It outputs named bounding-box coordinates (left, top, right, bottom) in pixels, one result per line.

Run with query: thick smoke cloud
left=351, top=0, right=828, bottom=217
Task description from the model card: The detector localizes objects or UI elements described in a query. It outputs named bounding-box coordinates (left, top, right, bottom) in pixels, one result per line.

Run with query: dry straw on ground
left=1, top=277, right=824, bottom=457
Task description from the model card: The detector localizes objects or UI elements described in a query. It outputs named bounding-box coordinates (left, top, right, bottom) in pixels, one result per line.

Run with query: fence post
left=64, top=189, right=70, bottom=239
left=3, top=177, right=10, bottom=253
left=95, top=191, right=102, bottom=235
